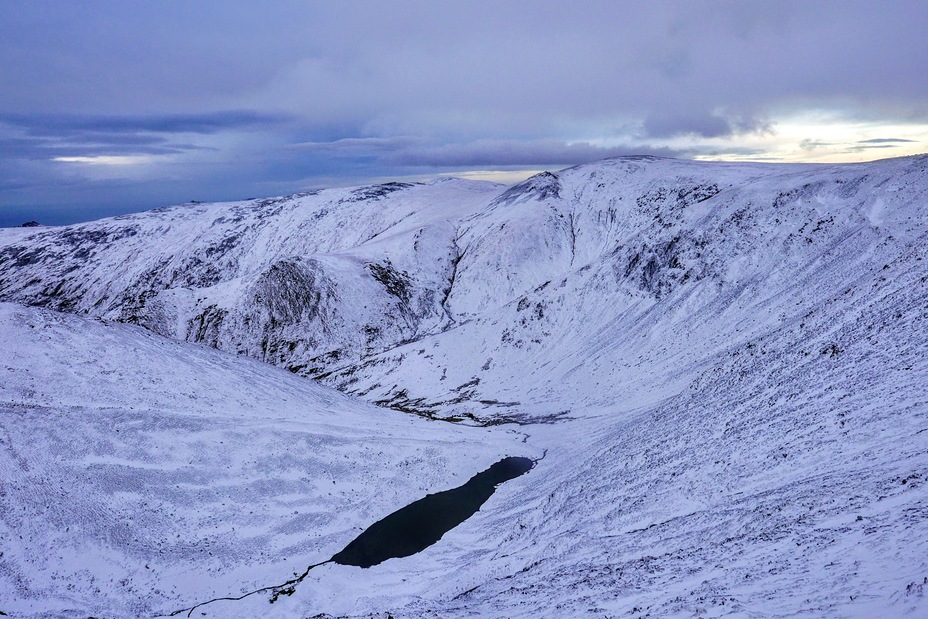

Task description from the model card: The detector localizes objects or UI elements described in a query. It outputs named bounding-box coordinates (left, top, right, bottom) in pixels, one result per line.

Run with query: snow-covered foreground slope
left=0, top=303, right=525, bottom=617
left=1, top=155, right=927, bottom=617
left=2, top=286, right=926, bottom=618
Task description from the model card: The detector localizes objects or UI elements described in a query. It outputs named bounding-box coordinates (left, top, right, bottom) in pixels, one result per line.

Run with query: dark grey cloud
left=286, top=137, right=423, bottom=154
left=799, top=139, right=838, bottom=151
left=847, top=138, right=921, bottom=152
left=800, top=137, right=920, bottom=154
left=642, top=112, right=771, bottom=139
left=849, top=144, right=904, bottom=152
left=1, top=0, right=926, bottom=225
left=0, top=111, right=285, bottom=136
left=383, top=139, right=682, bottom=167
left=5, top=2, right=927, bottom=126
left=644, top=114, right=734, bottom=139
left=0, top=135, right=207, bottom=160
left=857, top=138, right=917, bottom=144
left=0, top=111, right=272, bottom=161
left=282, top=136, right=687, bottom=168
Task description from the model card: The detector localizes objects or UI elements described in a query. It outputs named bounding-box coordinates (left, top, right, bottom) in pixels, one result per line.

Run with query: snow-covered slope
left=324, top=155, right=928, bottom=422
left=1, top=155, right=927, bottom=617
left=3, top=156, right=927, bottom=423
left=0, top=179, right=501, bottom=380
left=0, top=303, right=523, bottom=617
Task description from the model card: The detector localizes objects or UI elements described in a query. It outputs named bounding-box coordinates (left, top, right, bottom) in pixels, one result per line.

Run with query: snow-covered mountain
left=0, top=179, right=501, bottom=383
left=1, top=155, right=927, bottom=617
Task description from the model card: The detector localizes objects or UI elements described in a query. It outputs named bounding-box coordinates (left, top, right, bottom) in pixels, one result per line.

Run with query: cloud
left=643, top=113, right=734, bottom=139
left=282, top=136, right=688, bottom=168
left=379, top=139, right=683, bottom=167
left=799, top=139, right=837, bottom=151
left=0, top=111, right=284, bottom=137
left=286, top=136, right=422, bottom=154
left=856, top=138, right=917, bottom=144
left=53, top=155, right=156, bottom=166
left=848, top=137, right=921, bottom=152
left=0, top=132, right=204, bottom=160
left=0, top=111, right=273, bottom=161
left=642, top=111, right=773, bottom=139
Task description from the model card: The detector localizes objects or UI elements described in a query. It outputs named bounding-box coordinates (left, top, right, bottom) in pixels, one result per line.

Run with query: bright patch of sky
left=53, top=156, right=156, bottom=166
left=691, top=113, right=928, bottom=163
left=440, top=170, right=546, bottom=185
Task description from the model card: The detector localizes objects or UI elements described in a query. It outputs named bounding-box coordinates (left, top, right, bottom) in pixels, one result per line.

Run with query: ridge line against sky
left=1, top=0, right=927, bottom=226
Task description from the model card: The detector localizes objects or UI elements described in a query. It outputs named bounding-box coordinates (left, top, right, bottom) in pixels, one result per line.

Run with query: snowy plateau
left=1, top=154, right=927, bottom=618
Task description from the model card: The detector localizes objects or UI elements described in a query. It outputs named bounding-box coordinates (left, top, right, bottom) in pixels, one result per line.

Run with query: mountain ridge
left=4, top=155, right=926, bottom=407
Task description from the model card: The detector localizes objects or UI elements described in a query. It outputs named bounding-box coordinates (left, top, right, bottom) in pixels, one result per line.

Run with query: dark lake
left=330, top=456, right=535, bottom=568
left=170, top=456, right=538, bottom=614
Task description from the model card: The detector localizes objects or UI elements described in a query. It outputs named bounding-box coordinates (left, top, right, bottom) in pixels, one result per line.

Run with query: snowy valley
left=1, top=155, right=927, bottom=617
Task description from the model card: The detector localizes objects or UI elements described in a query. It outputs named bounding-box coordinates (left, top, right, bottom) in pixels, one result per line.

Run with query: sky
left=1, top=1, right=927, bottom=226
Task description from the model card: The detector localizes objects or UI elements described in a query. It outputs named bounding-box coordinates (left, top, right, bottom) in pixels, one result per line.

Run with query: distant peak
left=493, top=171, right=562, bottom=205
left=426, top=177, right=457, bottom=185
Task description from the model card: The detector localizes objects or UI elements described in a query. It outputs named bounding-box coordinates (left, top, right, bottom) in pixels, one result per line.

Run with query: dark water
left=330, top=456, right=535, bottom=568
